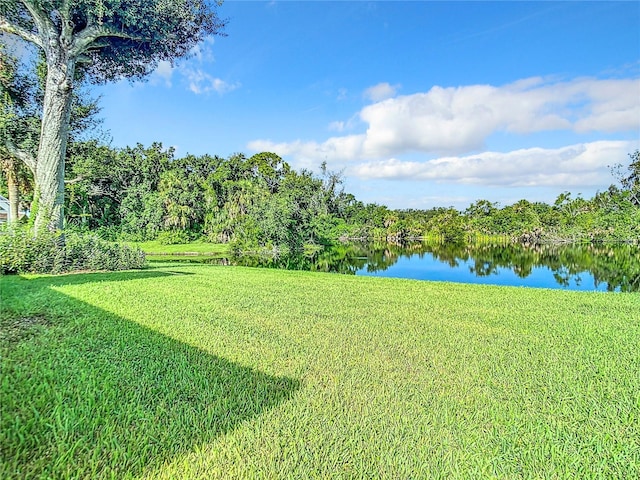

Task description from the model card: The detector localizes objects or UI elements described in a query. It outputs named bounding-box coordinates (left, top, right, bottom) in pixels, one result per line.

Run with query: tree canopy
left=0, top=1, right=226, bottom=82
left=0, top=0, right=226, bottom=232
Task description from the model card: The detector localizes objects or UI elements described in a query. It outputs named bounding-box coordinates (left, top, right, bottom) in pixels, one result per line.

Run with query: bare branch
left=3, top=138, right=36, bottom=174
left=75, top=53, right=92, bottom=65
left=64, top=175, right=84, bottom=184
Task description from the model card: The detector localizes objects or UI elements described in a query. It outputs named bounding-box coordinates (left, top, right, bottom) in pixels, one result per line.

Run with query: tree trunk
left=33, top=55, right=75, bottom=234
left=1, top=155, right=20, bottom=222
left=7, top=159, right=19, bottom=222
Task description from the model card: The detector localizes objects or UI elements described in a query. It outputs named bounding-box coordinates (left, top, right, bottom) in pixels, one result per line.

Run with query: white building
left=0, top=195, right=9, bottom=223
left=0, top=195, right=28, bottom=223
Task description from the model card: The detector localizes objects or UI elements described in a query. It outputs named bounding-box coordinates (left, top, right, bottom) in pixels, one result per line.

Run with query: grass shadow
left=0, top=272, right=299, bottom=479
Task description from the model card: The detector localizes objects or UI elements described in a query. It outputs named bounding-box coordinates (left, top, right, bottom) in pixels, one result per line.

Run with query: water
left=231, top=241, right=640, bottom=292
left=357, top=252, right=617, bottom=291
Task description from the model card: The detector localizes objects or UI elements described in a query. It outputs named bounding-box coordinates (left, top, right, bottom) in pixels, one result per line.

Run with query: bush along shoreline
left=0, top=226, right=145, bottom=275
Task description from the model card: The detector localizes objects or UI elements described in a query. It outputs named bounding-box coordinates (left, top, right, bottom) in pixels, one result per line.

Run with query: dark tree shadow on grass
left=0, top=272, right=299, bottom=479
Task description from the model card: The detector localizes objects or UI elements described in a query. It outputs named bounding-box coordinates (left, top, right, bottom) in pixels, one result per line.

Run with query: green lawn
left=1, top=265, right=639, bottom=479
left=125, top=240, right=230, bottom=256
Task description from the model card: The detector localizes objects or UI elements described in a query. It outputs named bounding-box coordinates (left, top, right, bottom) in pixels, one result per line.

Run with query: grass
left=127, top=240, right=230, bottom=265
left=1, top=264, right=639, bottom=479
left=125, top=240, right=230, bottom=256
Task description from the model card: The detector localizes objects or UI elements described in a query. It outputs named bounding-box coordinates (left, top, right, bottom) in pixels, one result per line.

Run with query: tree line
left=62, top=142, right=365, bottom=251
left=5, top=139, right=639, bottom=250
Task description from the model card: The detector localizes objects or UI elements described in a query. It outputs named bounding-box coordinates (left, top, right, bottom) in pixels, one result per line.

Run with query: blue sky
left=94, top=0, right=639, bottom=210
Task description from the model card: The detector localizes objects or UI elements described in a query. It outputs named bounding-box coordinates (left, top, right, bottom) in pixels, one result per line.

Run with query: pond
left=349, top=242, right=640, bottom=292
left=163, top=241, right=640, bottom=292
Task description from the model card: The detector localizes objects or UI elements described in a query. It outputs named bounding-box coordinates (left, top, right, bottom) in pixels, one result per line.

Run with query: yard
left=1, top=264, right=638, bottom=478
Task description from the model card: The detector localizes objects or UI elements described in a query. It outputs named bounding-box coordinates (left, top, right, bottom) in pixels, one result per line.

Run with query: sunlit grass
left=2, top=265, right=639, bottom=478
left=125, top=240, right=229, bottom=255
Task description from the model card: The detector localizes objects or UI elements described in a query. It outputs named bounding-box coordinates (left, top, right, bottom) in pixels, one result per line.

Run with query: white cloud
left=328, top=121, right=346, bottom=132
left=349, top=140, right=637, bottom=188
left=249, top=75, right=640, bottom=161
left=363, top=82, right=401, bottom=102
left=179, top=37, right=240, bottom=95
left=152, top=60, right=174, bottom=86
left=184, top=68, right=240, bottom=95
left=327, top=113, right=361, bottom=133
left=148, top=36, right=238, bottom=95
left=360, top=77, right=639, bottom=157
left=248, top=135, right=366, bottom=166
left=188, top=37, right=216, bottom=63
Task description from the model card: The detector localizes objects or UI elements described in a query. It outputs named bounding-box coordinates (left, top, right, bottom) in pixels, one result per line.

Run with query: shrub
left=156, top=229, right=193, bottom=245
left=0, top=226, right=146, bottom=274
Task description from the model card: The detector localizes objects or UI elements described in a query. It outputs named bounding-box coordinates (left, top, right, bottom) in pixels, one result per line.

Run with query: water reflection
left=420, top=241, right=640, bottom=292
left=153, top=241, right=640, bottom=292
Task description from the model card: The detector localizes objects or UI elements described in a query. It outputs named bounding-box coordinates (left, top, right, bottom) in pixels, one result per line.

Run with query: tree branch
left=64, top=175, right=84, bottom=184
left=56, top=0, right=78, bottom=48
left=19, top=0, right=53, bottom=44
left=60, top=0, right=72, bottom=18
left=3, top=138, right=36, bottom=174
left=70, top=23, right=138, bottom=58
left=0, top=15, right=43, bottom=48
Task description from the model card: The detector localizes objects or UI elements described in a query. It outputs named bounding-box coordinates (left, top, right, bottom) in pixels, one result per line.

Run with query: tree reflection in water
left=228, top=241, right=640, bottom=292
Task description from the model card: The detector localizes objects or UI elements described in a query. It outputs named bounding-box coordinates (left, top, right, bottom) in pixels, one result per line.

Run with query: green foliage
left=612, top=149, right=640, bottom=205
left=156, top=229, right=194, bottom=245
left=422, top=208, right=466, bottom=243
left=119, top=188, right=164, bottom=241
left=0, top=43, right=38, bottom=152
left=57, top=142, right=640, bottom=248
left=0, top=1, right=226, bottom=83
left=0, top=226, right=145, bottom=274
left=0, top=44, right=37, bottom=218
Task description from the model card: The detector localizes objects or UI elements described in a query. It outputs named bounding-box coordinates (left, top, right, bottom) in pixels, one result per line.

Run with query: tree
left=0, top=1, right=225, bottom=233
left=0, top=42, right=37, bottom=223
left=116, top=143, right=173, bottom=240
left=612, top=150, right=640, bottom=205
left=248, top=152, right=290, bottom=194
left=0, top=46, right=20, bottom=213
left=2, top=42, right=105, bottom=227
left=64, top=140, right=120, bottom=228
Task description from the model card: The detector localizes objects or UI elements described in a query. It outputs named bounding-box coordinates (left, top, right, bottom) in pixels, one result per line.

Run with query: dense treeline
left=2, top=141, right=639, bottom=249
left=62, top=142, right=365, bottom=251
